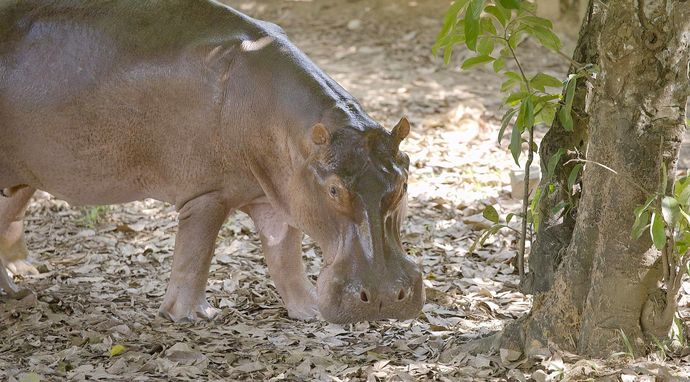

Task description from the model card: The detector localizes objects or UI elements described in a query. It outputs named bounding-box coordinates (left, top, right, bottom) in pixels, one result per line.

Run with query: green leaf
left=477, top=36, right=495, bottom=55
left=631, top=209, right=650, bottom=240
left=674, top=176, right=690, bottom=205
left=567, top=163, right=583, bottom=192
left=519, top=1, right=536, bottom=12
left=552, top=201, right=569, bottom=216
left=480, top=16, right=498, bottom=36
left=651, top=211, right=667, bottom=250
left=435, top=32, right=467, bottom=63
left=498, top=0, right=521, bottom=9
left=505, top=71, right=522, bottom=82
left=661, top=196, right=680, bottom=227
left=642, top=195, right=658, bottom=211
left=534, top=94, right=562, bottom=105
left=530, top=185, right=542, bottom=212
left=530, top=186, right=543, bottom=231
left=501, top=77, right=520, bottom=92
left=505, top=91, right=529, bottom=104
left=507, top=29, right=524, bottom=49
left=464, top=0, right=486, bottom=51
left=557, top=73, right=578, bottom=131
left=564, top=75, right=578, bottom=110
left=484, top=5, right=507, bottom=26
left=547, top=148, right=564, bottom=178
left=515, top=101, right=525, bottom=132
left=519, top=15, right=553, bottom=30
left=19, top=373, right=41, bottom=382
left=631, top=196, right=657, bottom=240
left=483, top=205, right=500, bottom=223
left=435, top=0, right=471, bottom=48
left=435, top=28, right=467, bottom=48
left=558, top=107, right=572, bottom=131
left=501, top=71, right=523, bottom=92
left=682, top=185, right=690, bottom=207
left=620, top=329, right=635, bottom=358
left=111, top=344, right=126, bottom=357
left=535, top=103, right=557, bottom=126
left=461, top=54, right=494, bottom=69
left=443, top=45, right=454, bottom=65
left=509, top=122, right=522, bottom=165
left=506, top=213, right=515, bottom=223
left=493, top=57, right=505, bottom=72
left=523, top=96, right=534, bottom=132
left=676, top=231, right=690, bottom=256
left=470, top=226, right=501, bottom=253
left=548, top=182, right=556, bottom=194
left=530, top=73, right=564, bottom=92
left=524, top=25, right=562, bottom=51
left=680, top=208, right=690, bottom=226
left=498, top=107, right=518, bottom=144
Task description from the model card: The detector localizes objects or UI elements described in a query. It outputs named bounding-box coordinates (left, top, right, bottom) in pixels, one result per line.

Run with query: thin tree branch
left=506, top=41, right=533, bottom=281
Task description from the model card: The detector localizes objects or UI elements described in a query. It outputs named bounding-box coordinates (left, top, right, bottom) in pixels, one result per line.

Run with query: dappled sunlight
left=2, top=0, right=689, bottom=381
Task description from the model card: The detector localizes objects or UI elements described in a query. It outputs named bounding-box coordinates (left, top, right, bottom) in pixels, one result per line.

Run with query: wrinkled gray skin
left=0, top=0, right=424, bottom=323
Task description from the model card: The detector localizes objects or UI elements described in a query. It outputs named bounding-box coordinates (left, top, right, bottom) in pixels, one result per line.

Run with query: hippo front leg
left=159, top=192, right=230, bottom=322
left=245, top=203, right=318, bottom=320
left=0, top=187, right=39, bottom=276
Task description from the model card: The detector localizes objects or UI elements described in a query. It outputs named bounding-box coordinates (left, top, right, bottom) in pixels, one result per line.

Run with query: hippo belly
left=1, top=54, right=252, bottom=207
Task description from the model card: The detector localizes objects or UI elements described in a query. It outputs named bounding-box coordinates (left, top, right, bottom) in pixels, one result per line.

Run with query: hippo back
left=0, top=1, right=285, bottom=206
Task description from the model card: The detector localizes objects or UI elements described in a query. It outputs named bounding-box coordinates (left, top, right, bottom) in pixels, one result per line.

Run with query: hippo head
left=293, top=117, right=424, bottom=324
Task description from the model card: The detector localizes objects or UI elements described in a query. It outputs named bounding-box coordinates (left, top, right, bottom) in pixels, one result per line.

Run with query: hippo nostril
left=397, top=288, right=406, bottom=301
left=360, top=290, right=369, bottom=303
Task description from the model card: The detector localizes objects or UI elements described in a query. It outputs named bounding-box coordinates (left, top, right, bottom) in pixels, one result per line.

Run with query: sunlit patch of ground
left=2, top=1, right=689, bottom=380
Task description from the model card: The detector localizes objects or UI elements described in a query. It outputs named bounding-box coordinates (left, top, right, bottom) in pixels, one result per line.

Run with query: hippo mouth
left=315, top=259, right=425, bottom=324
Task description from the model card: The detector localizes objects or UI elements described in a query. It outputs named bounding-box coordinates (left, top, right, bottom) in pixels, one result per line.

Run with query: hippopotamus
left=0, top=0, right=424, bottom=323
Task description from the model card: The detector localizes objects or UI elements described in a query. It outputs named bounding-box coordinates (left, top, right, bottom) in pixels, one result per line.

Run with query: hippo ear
left=392, top=117, right=410, bottom=144
left=311, top=123, right=330, bottom=145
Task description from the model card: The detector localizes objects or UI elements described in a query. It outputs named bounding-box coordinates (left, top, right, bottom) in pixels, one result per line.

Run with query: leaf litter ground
left=2, top=0, right=689, bottom=380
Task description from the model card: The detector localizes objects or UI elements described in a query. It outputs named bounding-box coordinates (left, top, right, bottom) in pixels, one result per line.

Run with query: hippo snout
left=316, top=259, right=425, bottom=324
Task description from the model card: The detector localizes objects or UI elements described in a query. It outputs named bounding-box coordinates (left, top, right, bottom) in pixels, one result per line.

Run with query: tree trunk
left=504, top=0, right=690, bottom=357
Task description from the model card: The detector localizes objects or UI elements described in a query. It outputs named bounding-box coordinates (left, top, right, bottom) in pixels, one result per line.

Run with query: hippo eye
left=329, top=186, right=338, bottom=198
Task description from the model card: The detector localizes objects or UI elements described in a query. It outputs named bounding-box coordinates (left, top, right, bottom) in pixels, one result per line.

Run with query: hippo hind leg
left=0, top=258, right=23, bottom=297
left=159, top=191, right=231, bottom=322
left=244, top=202, right=318, bottom=321
left=0, top=187, right=38, bottom=277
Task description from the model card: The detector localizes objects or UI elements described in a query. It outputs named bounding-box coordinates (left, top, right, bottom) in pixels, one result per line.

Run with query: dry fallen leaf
left=1, top=2, right=687, bottom=381
left=110, top=344, right=126, bottom=357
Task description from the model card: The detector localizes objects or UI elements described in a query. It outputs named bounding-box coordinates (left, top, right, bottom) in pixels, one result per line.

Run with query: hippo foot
left=286, top=302, right=319, bottom=321
left=158, top=296, right=219, bottom=322
left=283, top=287, right=319, bottom=321
left=6, top=259, right=39, bottom=276
left=1, top=287, right=34, bottom=300
left=0, top=269, right=32, bottom=300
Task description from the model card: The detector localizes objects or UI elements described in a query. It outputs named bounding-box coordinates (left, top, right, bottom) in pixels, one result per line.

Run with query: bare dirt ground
left=2, top=1, right=690, bottom=381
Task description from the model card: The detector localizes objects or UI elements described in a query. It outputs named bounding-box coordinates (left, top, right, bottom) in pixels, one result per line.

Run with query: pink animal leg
left=159, top=192, right=230, bottom=322
left=0, top=187, right=39, bottom=276
left=0, top=259, right=23, bottom=297
left=245, top=203, right=318, bottom=320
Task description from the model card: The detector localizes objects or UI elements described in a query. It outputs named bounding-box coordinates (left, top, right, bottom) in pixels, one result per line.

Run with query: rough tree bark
left=504, top=0, right=690, bottom=356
